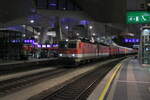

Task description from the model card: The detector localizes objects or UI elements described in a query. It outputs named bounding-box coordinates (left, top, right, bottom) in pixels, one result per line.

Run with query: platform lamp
left=65, top=26, right=69, bottom=39
left=76, top=33, right=80, bottom=39
left=89, top=25, right=93, bottom=41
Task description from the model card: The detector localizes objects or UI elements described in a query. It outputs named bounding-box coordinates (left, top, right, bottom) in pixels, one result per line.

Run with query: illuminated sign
left=12, top=39, right=35, bottom=44
left=24, top=40, right=35, bottom=44
left=127, top=11, right=150, bottom=24
left=124, top=39, right=140, bottom=43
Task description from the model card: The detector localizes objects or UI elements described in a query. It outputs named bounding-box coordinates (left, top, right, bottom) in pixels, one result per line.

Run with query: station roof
left=0, top=0, right=144, bottom=38
left=0, top=0, right=145, bottom=24
left=72, top=0, right=126, bottom=23
left=0, top=0, right=33, bottom=23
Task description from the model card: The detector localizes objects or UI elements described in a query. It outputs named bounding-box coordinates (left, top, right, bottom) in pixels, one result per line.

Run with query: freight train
left=58, top=39, right=137, bottom=65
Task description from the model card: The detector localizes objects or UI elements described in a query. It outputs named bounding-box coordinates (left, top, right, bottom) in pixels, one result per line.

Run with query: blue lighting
left=136, top=39, right=139, bottom=42
left=125, top=39, right=129, bottom=42
left=24, top=39, right=35, bottom=44
left=24, top=40, right=27, bottom=43
left=48, top=3, right=57, bottom=7
left=7, top=25, right=24, bottom=31
left=52, top=44, right=59, bottom=47
left=11, top=40, right=21, bottom=43
left=37, top=45, right=42, bottom=48
left=51, top=24, right=55, bottom=28
left=129, top=39, right=132, bottom=42
left=132, top=39, right=135, bottom=42
left=28, top=14, right=41, bottom=24
left=80, top=20, right=89, bottom=25
left=61, top=18, right=78, bottom=24
left=12, top=40, right=16, bottom=43
left=11, top=40, right=35, bottom=44
left=26, top=40, right=30, bottom=43
left=124, top=38, right=140, bottom=43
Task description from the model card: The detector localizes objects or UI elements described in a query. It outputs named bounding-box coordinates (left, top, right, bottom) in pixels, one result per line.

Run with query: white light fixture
left=72, top=54, right=75, bottom=57
left=37, top=32, right=41, bottom=35
left=76, top=33, right=79, bottom=36
left=65, top=26, right=69, bottom=30
left=30, top=20, right=35, bottom=23
left=59, top=54, right=63, bottom=57
left=89, top=26, right=93, bottom=29
left=92, top=33, right=96, bottom=36
left=66, top=39, right=69, bottom=42
left=34, top=35, right=39, bottom=39
left=22, top=25, right=26, bottom=27
left=47, top=45, right=51, bottom=48
left=147, top=3, right=150, bottom=7
left=22, top=34, right=26, bottom=37
left=42, top=45, right=46, bottom=48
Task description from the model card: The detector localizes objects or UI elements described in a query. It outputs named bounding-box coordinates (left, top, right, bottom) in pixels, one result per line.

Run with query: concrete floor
left=107, top=58, right=150, bottom=100
left=0, top=58, right=119, bottom=100
left=88, top=57, right=150, bottom=100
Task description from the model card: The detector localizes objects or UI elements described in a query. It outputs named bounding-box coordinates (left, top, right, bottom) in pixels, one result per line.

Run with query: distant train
left=58, top=39, right=137, bottom=65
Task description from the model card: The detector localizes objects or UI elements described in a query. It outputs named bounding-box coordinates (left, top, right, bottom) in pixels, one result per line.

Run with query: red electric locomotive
left=58, top=40, right=110, bottom=65
left=58, top=39, right=137, bottom=65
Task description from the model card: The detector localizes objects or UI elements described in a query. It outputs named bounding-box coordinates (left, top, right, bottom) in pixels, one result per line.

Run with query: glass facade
left=36, top=0, right=81, bottom=11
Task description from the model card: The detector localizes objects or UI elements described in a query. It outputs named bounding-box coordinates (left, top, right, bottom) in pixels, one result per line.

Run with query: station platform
left=0, top=58, right=58, bottom=71
left=0, top=58, right=57, bottom=66
left=88, top=57, right=150, bottom=100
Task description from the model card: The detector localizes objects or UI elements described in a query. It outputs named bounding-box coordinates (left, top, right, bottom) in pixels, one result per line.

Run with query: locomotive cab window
left=59, top=41, right=76, bottom=48
left=59, top=41, right=68, bottom=48
left=68, top=42, right=76, bottom=48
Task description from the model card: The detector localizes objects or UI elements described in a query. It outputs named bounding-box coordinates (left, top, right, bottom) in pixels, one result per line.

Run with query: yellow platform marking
left=99, top=63, right=122, bottom=100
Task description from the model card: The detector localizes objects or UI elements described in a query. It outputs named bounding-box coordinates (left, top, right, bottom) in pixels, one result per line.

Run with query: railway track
left=0, top=67, right=71, bottom=97
left=36, top=59, right=122, bottom=100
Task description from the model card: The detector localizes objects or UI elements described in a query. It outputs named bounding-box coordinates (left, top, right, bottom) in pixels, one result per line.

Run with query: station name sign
left=127, top=11, right=150, bottom=24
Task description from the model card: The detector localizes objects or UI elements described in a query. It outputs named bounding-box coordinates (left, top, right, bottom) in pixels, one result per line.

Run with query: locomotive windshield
left=59, top=41, right=68, bottom=48
left=68, top=42, right=76, bottom=48
left=59, top=41, right=76, bottom=48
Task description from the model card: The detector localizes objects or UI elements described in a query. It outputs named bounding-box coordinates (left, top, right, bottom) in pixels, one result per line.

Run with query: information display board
left=127, top=11, right=150, bottom=24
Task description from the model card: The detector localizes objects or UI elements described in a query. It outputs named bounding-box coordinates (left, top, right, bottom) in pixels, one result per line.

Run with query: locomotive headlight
left=59, top=54, right=63, bottom=57
left=72, top=54, right=75, bottom=57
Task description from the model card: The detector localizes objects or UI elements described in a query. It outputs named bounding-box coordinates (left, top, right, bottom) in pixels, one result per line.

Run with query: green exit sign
left=127, top=11, right=150, bottom=24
